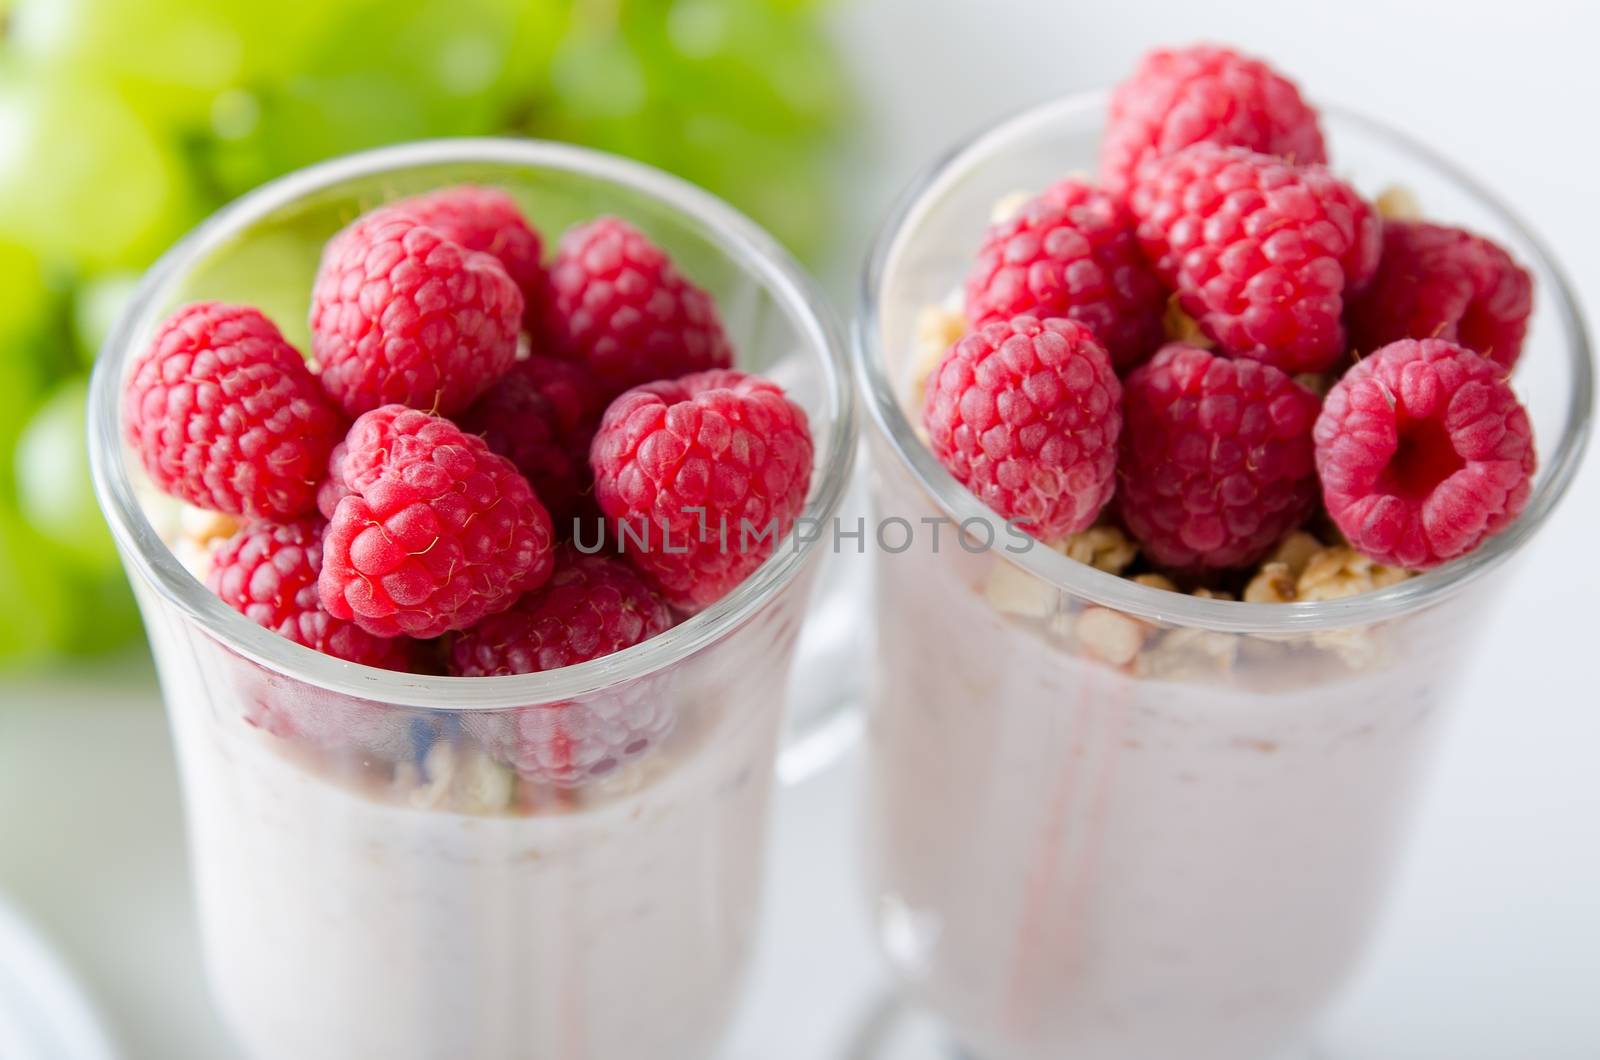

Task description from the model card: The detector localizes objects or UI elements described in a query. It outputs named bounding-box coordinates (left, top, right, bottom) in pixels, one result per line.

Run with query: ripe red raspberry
left=964, top=179, right=1166, bottom=371
left=318, top=406, right=556, bottom=638
left=1347, top=220, right=1533, bottom=371
left=457, top=356, right=603, bottom=525
left=451, top=550, right=676, bottom=789
left=545, top=216, right=733, bottom=397
left=448, top=547, right=672, bottom=675
left=1101, top=44, right=1327, bottom=197
left=315, top=402, right=414, bottom=519
left=310, top=210, right=523, bottom=418
left=591, top=370, right=813, bottom=612
left=389, top=185, right=549, bottom=330
left=208, top=517, right=415, bottom=670
left=1130, top=144, right=1382, bottom=374
left=1118, top=343, right=1320, bottom=570
left=922, top=316, right=1121, bottom=540
left=1314, top=338, right=1535, bottom=569
left=123, top=302, right=343, bottom=519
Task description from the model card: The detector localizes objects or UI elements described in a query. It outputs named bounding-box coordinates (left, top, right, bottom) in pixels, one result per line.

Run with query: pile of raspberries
left=925, top=43, right=1536, bottom=579
left=124, top=188, right=814, bottom=691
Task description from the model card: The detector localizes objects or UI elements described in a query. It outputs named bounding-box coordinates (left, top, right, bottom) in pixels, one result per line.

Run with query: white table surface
left=4, top=1, right=1600, bottom=1057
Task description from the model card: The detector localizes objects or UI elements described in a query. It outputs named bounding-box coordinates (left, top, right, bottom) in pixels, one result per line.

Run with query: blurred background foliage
left=0, top=0, right=850, bottom=669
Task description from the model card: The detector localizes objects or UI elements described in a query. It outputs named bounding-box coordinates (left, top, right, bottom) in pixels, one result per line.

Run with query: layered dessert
left=862, top=45, right=1541, bottom=1060
left=119, top=185, right=817, bottom=1058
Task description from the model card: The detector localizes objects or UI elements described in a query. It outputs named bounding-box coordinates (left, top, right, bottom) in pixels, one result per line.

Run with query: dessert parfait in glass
left=89, top=141, right=854, bottom=1060
left=854, top=45, right=1592, bottom=1060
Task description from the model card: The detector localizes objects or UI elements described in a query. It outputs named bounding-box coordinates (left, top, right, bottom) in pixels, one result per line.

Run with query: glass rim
left=854, top=91, right=1594, bottom=635
left=88, top=138, right=858, bottom=709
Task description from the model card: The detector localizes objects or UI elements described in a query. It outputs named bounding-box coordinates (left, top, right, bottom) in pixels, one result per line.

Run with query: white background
left=4, top=1, right=1600, bottom=1057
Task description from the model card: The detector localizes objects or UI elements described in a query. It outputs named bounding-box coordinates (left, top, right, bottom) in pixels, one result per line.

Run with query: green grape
left=6, top=0, right=342, bottom=123
left=0, top=507, right=74, bottom=669
left=71, top=271, right=141, bottom=367
left=199, top=0, right=529, bottom=201
left=15, top=376, right=120, bottom=574
left=0, top=66, right=194, bottom=271
left=8, top=0, right=243, bottom=127
left=650, top=0, right=846, bottom=132
left=550, top=27, right=651, bottom=123
left=208, top=2, right=349, bottom=83
left=0, top=363, right=44, bottom=501
left=0, top=239, right=50, bottom=347
left=0, top=240, right=52, bottom=498
left=532, top=1, right=847, bottom=262
left=494, top=0, right=570, bottom=115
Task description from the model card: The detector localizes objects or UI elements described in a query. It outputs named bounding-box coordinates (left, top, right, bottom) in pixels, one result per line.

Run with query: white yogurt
left=860, top=467, right=1478, bottom=1060
left=145, top=598, right=789, bottom=1060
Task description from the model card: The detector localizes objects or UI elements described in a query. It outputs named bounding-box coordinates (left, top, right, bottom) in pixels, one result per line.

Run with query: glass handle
left=776, top=466, right=871, bottom=785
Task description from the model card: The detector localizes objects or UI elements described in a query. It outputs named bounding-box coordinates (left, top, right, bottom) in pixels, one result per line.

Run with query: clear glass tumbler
left=853, top=95, right=1593, bottom=1060
left=88, top=141, right=855, bottom=1060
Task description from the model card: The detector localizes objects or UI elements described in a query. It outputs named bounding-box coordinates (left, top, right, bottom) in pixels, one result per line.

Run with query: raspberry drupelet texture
left=1118, top=343, right=1321, bottom=570
left=964, top=178, right=1167, bottom=371
left=545, top=216, right=733, bottom=397
left=318, top=406, right=555, bottom=639
left=448, top=546, right=673, bottom=676
left=458, top=355, right=603, bottom=525
left=922, top=315, right=1122, bottom=541
left=1101, top=44, right=1327, bottom=197
left=1314, top=338, right=1535, bottom=569
left=208, top=517, right=414, bottom=670
left=1129, top=144, right=1382, bottom=373
left=315, top=402, right=416, bottom=519
left=388, top=185, right=550, bottom=330
left=310, top=209, right=523, bottom=418
left=590, top=370, right=813, bottom=613
left=1347, top=220, right=1533, bottom=371
left=123, top=302, right=343, bottom=519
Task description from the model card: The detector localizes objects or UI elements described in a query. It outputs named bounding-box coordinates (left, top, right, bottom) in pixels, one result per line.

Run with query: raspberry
left=448, top=547, right=672, bottom=675
left=316, top=438, right=354, bottom=520
left=1314, top=338, right=1535, bottom=569
left=490, top=686, right=677, bottom=789
left=922, top=316, right=1121, bottom=540
left=208, top=517, right=414, bottom=670
left=964, top=178, right=1167, bottom=371
left=122, top=302, right=343, bottom=519
left=1347, top=220, right=1533, bottom=371
left=545, top=217, right=733, bottom=397
left=1101, top=44, right=1327, bottom=197
left=233, top=660, right=415, bottom=757
left=315, top=402, right=464, bottom=519
left=318, top=406, right=556, bottom=638
left=1118, top=343, right=1321, bottom=570
left=310, top=209, right=523, bottom=418
left=315, top=403, right=413, bottom=519
left=451, top=548, right=676, bottom=788
left=457, top=356, right=603, bottom=525
left=388, top=185, right=549, bottom=330
left=591, top=370, right=813, bottom=612
left=1130, top=144, right=1382, bottom=373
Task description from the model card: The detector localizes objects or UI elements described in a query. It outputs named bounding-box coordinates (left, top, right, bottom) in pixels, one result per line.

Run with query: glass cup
left=88, top=140, right=855, bottom=1060
left=853, top=95, right=1593, bottom=1060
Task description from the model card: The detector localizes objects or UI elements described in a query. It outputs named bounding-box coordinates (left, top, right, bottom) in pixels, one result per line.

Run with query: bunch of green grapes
left=0, top=0, right=850, bottom=669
